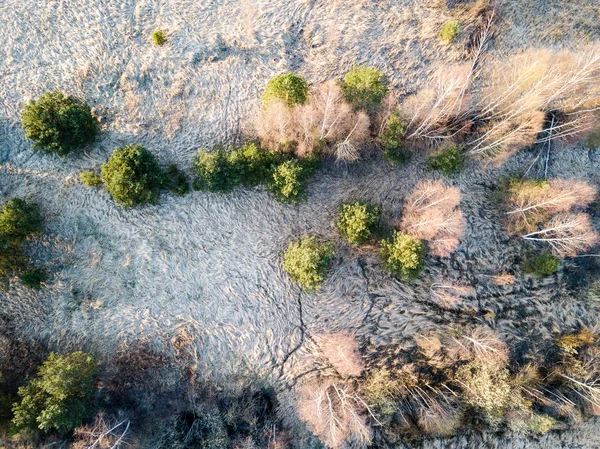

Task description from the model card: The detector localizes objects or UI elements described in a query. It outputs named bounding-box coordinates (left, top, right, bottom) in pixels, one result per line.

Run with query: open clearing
left=1, top=0, right=600, bottom=447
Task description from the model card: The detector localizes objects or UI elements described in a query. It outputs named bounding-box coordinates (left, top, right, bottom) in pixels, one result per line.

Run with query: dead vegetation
left=400, top=180, right=465, bottom=257
left=256, top=81, right=370, bottom=161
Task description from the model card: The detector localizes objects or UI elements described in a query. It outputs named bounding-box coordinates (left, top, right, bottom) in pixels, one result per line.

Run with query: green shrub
left=193, top=146, right=232, bottom=192
left=380, top=113, right=410, bottom=165
left=283, top=236, right=334, bottom=291
left=336, top=202, right=380, bottom=244
left=427, top=145, right=464, bottom=176
left=164, top=164, right=190, bottom=196
left=226, top=142, right=280, bottom=187
left=20, top=268, right=47, bottom=289
left=261, top=73, right=309, bottom=107
left=341, top=66, right=389, bottom=111
left=527, top=414, right=556, bottom=435
left=12, top=352, right=98, bottom=433
left=80, top=170, right=102, bottom=187
left=380, top=231, right=425, bottom=280
left=440, top=21, right=460, bottom=43
left=269, top=157, right=319, bottom=204
left=522, top=252, right=560, bottom=276
left=152, top=30, right=166, bottom=46
left=101, top=144, right=163, bottom=207
left=0, top=199, right=43, bottom=244
left=21, top=90, right=98, bottom=157
left=0, top=240, right=26, bottom=288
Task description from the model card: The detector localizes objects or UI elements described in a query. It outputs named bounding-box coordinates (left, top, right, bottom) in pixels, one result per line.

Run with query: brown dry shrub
left=430, top=280, right=475, bottom=309
left=317, top=332, right=364, bottom=377
left=492, top=272, right=516, bottom=286
left=297, top=379, right=371, bottom=449
left=400, top=180, right=465, bottom=257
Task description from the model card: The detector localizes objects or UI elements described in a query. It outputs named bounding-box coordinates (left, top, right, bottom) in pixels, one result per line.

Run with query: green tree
left=336, top=202, right=380, bottom=244
left=12, top=352, right=98, bottom=433
left=193, top=146, right=236, bottom=192
left=380, top=113, right=409, bottom=165
left=283, top=236, right=335, bottom=291
left=21, top=90, right=98, bottom=157
left=380, top=231, right=425, bottom=280
left=427, top=145, right=465, bottom=176
left=341, top=66, right=389, bottom=111
left=0, top=199, right=43, bottom=244
left=261, top=73, right=309, bottom=107
left=522, top=252, right=560, bottom=276
left=101, top=144, right=163, bottom=207
left=440, top=21, right=460, bottom=43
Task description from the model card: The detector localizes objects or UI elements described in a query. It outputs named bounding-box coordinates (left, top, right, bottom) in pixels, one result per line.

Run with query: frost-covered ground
left=1, top=0, right=600, bottom=447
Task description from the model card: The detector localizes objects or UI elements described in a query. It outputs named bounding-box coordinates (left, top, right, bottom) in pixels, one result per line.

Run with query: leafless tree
left=317, top=332, right=364, bottom=378
left=256, top=81, right=370, bottom=161
left=522, top=213, right=598, bottom=257
left=469, top=45, right=600, bottom=160
left=297, top=379, right=372, bottom=449
left=506, top=179, right=596, bottom=234
left=71, top=413, right=130, bottom=449
left=400, top=180, right=465, bottom=257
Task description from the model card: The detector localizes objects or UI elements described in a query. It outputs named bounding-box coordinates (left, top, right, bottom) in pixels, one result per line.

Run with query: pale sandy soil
left=1, top=0, right=600, bottom=447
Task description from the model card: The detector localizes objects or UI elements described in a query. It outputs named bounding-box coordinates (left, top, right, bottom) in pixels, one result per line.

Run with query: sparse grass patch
left=336, top=202, right=380, bottom=244
left=427, top=145, right=464, bottom=176
left=283, top=236, right=334, bottom=291
left=21, top=90, right=98, bottom=157
left=341, top=66, right=389, bottom=111
left=380, top=231, right=425, bottom=280
left=440, top=20, right=460, bottom=43
left=152, top=30, right=166, bottom=46
left=261, top=73, right=308, bottom=107
left=521, top=252, right=560, bottom=276
left=101, top=144, right=164, bottom=207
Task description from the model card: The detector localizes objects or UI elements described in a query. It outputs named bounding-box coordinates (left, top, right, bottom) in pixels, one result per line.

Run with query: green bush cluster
left=427, top=145, right=464, bottom=176
left=80, top=170, right=103, bottom=187
left=21, top=90, right=98, bottom=157
left=380, top=231, right=425, bottom=280
left=261, top=73, right=309, bottom=107
left=12, top=352, right=98, bottom=433
left=152, top=30, right=166, bottom=46
left=341, top=66, right=389, bottom=111
left=19, top=268, right=47, bottom=289
left=440, top=21, right=460, bottom=43
left=336, top=202, right=380, bottom=244
left=193, top=143, right=319, bottom=204
left=380, top=113, right=409, bottom=165
left=0, top=199, right=43, bottom=288
left=101, top=144, right=164, bottom=207
left=283, top=236, right=335, bottom=291
left=522, top=252, right=560, bottom=276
